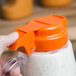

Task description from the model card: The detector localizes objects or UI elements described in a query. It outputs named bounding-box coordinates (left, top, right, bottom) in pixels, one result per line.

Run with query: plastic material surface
left=19, top=40, right=76, bottom=76
left=9, top=15, right=68, bottom=55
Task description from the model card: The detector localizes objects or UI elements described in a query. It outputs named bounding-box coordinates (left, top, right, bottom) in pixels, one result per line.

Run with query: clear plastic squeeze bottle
left=9, top=15, right=76, bottom=76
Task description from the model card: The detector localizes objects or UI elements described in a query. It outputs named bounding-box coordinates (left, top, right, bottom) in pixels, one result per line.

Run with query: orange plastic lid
left=9, top=15, right=68, bottom=55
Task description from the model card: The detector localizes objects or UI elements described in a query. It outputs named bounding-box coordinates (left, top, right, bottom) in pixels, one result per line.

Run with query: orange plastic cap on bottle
left=9, top=15, right=68, bottom=55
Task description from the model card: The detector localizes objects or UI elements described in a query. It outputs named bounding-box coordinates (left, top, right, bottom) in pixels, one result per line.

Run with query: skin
left=0, top=59, right=22, bottom=76
left=0, top=32, right=22, bottom=76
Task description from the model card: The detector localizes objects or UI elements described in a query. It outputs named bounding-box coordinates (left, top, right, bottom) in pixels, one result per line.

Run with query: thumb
left=5, top=32, right=19, bottom=47
left=0, top=32, right=19, bottom=57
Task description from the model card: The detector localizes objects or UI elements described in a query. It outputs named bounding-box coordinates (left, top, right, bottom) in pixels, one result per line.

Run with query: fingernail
left=6, top=32, right=19, bottom=46
left=8, top=32, right=19, bottom=40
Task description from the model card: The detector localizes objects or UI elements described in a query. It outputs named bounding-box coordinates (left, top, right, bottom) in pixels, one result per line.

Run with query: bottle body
left=1, top=0, right=33, bottom=20
left=18, top=40, right=76, bottom=76
left=41, top=0, right=72, bottom=7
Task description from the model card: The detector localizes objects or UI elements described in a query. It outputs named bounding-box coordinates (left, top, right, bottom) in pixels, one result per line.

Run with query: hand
left=0, top=32, right=19, bottom=56
left=0, top=32, right=22, bottom=76
left=0, top=59, right=22, bottom=76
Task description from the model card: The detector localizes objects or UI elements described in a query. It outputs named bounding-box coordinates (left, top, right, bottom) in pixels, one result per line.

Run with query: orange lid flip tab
left=9, top=15, right=68, bottom=55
